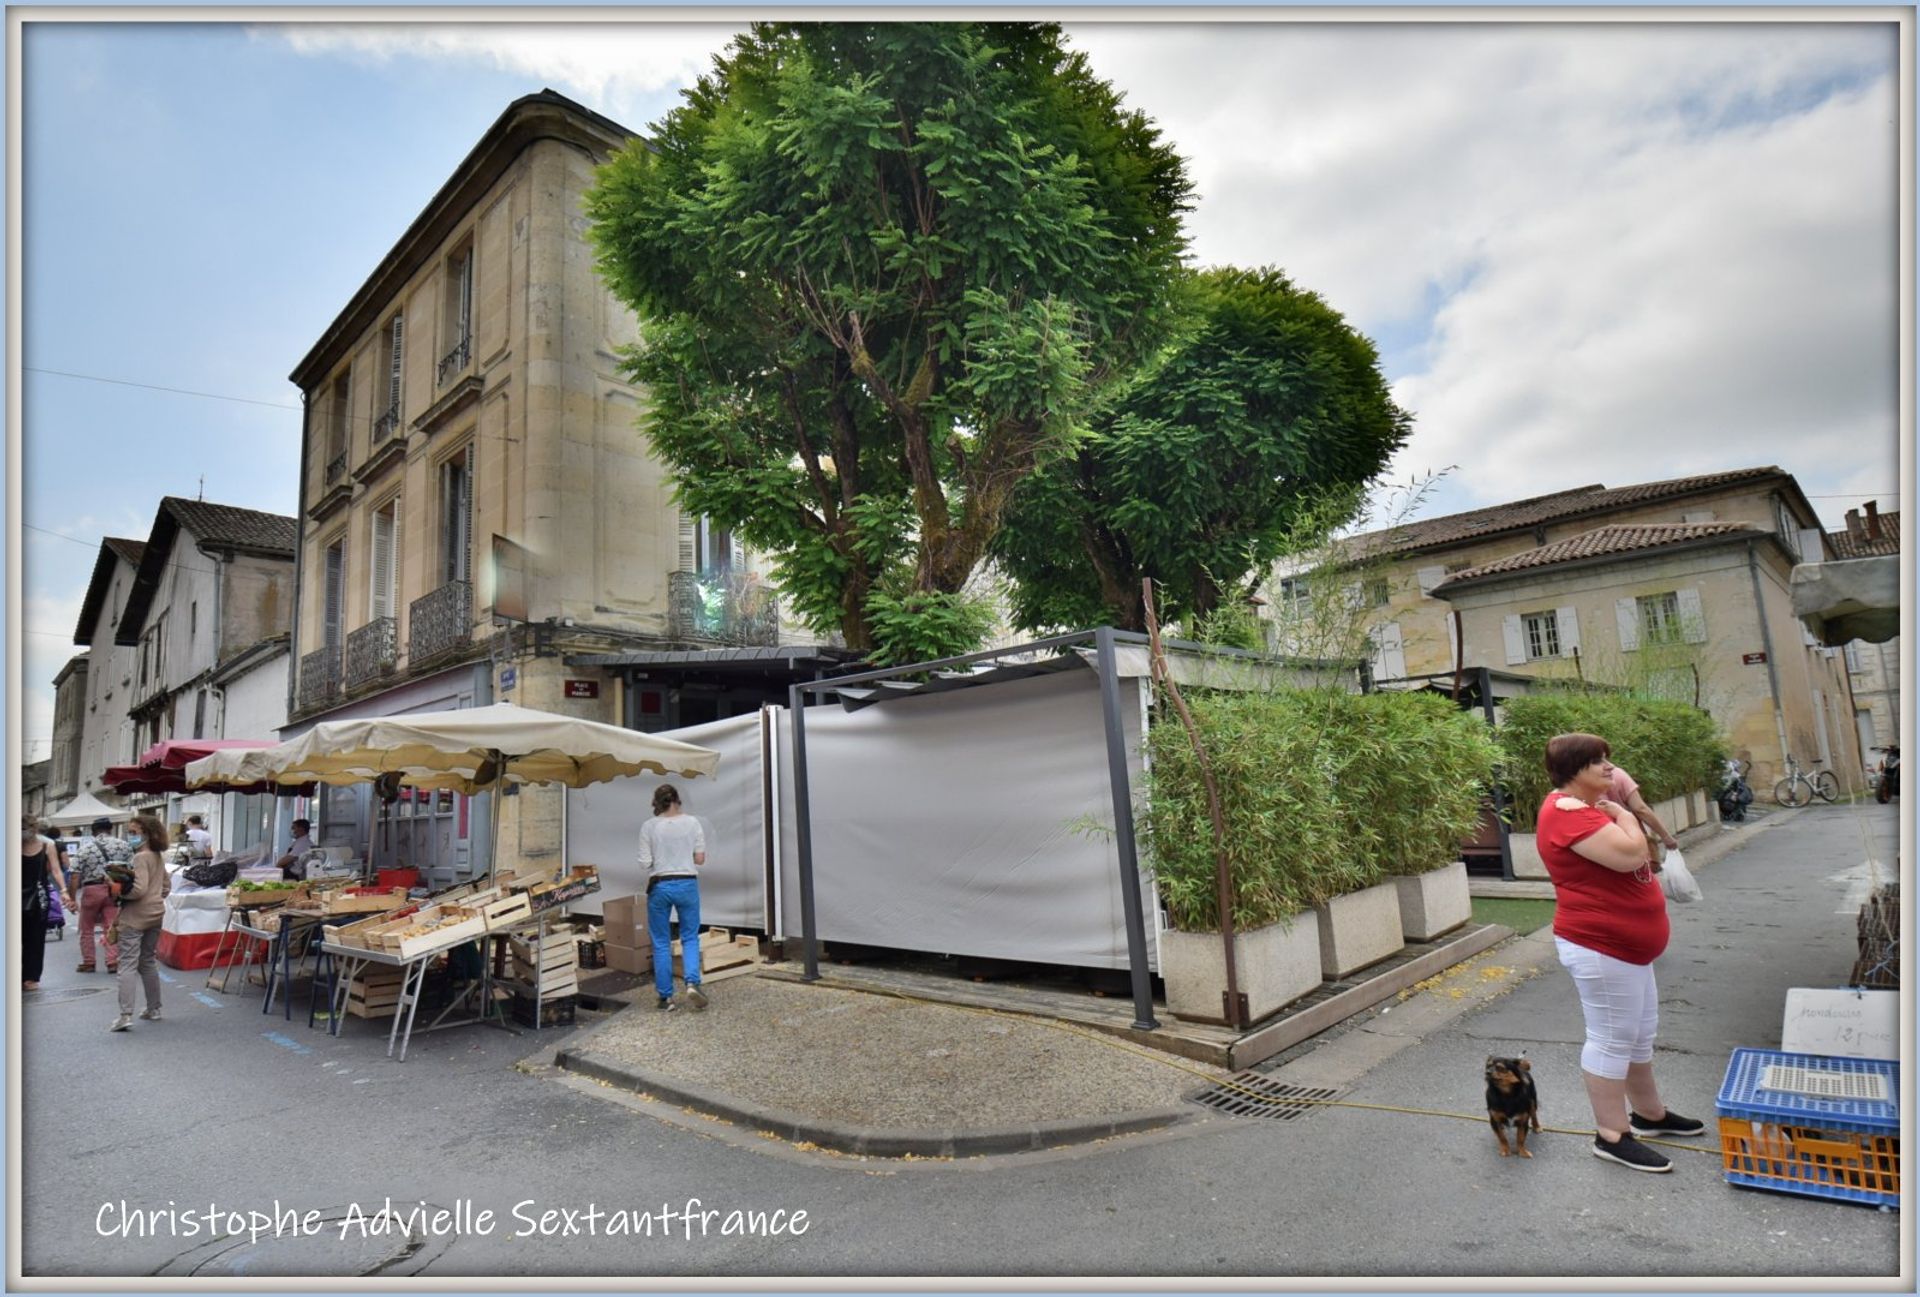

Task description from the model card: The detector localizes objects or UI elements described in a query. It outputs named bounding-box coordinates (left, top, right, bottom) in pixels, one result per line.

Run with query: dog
left=1485, top=1055, right=1541, bottom=1158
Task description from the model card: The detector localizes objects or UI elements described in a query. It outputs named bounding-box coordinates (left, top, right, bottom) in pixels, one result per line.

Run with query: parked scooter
left=1874, top=744, right=1900, bottom=805
left=1718, top=757, right=1755, bottom=823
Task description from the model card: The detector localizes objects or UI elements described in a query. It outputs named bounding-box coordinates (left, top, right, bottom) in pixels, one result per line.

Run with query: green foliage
left=1145, top=689, right=1502, bottom=932
left=1497, top=692, right=1730, bottom=815
left=864, top=587, right=1002, bottom=667
left=587, top=22, right=1192, bottom=652
left=993, top=266, right=1410, bottom=633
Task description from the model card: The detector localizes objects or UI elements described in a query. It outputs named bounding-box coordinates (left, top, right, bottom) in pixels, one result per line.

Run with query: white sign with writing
left=1780, top=988, right=1899, bottom=1060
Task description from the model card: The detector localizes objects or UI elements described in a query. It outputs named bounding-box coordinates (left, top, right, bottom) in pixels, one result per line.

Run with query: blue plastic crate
left=1716, top=1048, right=1899, bottom=1208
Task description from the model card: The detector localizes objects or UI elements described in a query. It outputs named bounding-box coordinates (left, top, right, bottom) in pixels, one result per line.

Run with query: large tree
left=991, top=266, right=1411, bottom=633
left=588, top=22, right=1191, bottom=655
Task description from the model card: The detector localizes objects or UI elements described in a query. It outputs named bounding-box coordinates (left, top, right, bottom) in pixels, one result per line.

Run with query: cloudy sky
left=15, top=17, right=1904, bottom=761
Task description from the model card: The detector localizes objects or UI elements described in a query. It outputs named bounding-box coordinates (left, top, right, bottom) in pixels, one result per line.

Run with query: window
left=189, top=601, right=198, bottom=640
left=328, top=373, right=350, bottom=465
left=380, top=314, right=404, bottom=430
left=695, top=516, right=737, bottom=576
left=192, top=689, right=206, bottom=741
left=1775, top=498, right=1801, bottom=559
left=1522, top=610, right=1561, bottom=660
left=1638, top=592, right=1683, bottom=645
left=1845, top=642, right=1864, bottom=672
left=442, top=451, right=472, bottom=585
left=370, top=498, right=400, bottom=619
left=1363, top=577, right=1391, bottom=608
left=1277, top=576, right=1310, bottom=613
left=440, top=243, right=473, bottom=384
left=323, top=540, right=346, bottom=652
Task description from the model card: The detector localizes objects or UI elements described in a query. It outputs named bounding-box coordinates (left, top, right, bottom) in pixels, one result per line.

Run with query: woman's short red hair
left=1545, top=733, right=1611, bottom=787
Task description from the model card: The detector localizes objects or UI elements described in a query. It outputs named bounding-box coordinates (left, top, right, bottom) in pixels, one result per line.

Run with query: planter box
left=1161, top=918, right=1321, bottom=1025
left=1314, top=882, right=1406, bottom=978
left=1508, top=832, right=1549, bottom=880
left=1391, top=861, right=1472, bottom=942
left=1692, top=789, right=1712, bottom=828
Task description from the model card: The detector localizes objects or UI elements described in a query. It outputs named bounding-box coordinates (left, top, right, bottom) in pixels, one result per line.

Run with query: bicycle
left=1773, top=753, right=1840, bottom=807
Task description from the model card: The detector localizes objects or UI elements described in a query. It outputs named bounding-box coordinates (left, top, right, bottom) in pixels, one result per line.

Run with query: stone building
left=1272, top=467, right=1863, bottom=791
left=48, top=654, right=88, bottom=806
left=70, top=537, right=146, bottom=800
left=283, top=90, right=839, bottom=886
left=1827, top=503, right=1901, bottom=772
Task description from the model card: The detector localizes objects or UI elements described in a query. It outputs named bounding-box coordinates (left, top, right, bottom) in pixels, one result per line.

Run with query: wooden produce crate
left=228, top=884, right=305, bottom=910
left=694, top=930, right=761, bottom=976
left=364, top=905, right=488, bottom=959
left=510, top=961, right=580, bottom=997
left=477, top=892, right=533, bottom=931
left=320, top=887, right=412, bottom=917
left=523, top=871, right=601, bottom=912
left=324, top=905, right=420, bottom=949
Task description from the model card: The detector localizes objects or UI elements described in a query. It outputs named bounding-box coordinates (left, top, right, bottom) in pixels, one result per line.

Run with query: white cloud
left=261, top=22, right=738, bottom=122
left=1067, top=22, right=1900, bottom=519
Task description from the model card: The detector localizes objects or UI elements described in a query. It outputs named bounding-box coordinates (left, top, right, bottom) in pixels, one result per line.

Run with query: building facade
left=71, top=538, right=146, bottom=801
left=48, top=655, right=88, bottom=806
left=284, top=90, right=831, bottom=886
left=1829, top=503, right=1901, bottom=773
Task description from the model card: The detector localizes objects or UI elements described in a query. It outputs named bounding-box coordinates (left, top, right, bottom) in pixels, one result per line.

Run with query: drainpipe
left=1745, top=540, right=1792, bottom=772
left=287, top=390, right=311, bottom=724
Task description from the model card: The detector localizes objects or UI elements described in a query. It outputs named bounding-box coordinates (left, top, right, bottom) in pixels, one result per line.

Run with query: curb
left=553, top=1046, right=1194, bottom=1158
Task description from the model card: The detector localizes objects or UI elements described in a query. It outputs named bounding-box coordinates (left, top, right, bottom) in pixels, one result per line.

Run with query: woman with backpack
left=108, top=815, right=171, bottom=1033
left=20, top=815, right=72, bottom=991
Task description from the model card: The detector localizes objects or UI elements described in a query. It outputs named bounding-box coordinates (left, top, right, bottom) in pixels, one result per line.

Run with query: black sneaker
left=657, top=995, right=678, bottom=1013
left=1592, top=1132, right=1672, bottom=1173
left=685, top=984, right=708, bottom=1011
left=1630, top=1108, right=1706, bottom=1137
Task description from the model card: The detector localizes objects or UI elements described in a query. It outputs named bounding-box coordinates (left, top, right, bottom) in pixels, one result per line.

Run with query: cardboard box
left=604, top=942, right=652, bottom=976
left=603, top=894, right=644, bottom=934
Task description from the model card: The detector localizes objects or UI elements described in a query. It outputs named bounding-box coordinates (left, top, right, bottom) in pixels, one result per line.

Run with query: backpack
left=105, top=862, right=143, bottom=905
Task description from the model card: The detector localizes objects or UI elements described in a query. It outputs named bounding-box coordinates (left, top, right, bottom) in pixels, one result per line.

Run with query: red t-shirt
left=1537, top=794, right=1669, bottom=965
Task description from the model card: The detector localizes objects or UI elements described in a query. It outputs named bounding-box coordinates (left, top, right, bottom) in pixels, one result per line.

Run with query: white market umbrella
left=44, top=790, right=132, bottom=828
left=185, top=702, right=722, bottom=880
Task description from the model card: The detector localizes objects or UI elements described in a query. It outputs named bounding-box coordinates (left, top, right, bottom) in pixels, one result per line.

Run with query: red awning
left=103, top=739, right=309, bottom=796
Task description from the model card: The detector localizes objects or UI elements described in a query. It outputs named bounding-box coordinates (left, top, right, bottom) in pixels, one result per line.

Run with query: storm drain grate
left=1189, top=1071, right=1341, bottom=1122
left=24, top=986, right=111, bottom=1005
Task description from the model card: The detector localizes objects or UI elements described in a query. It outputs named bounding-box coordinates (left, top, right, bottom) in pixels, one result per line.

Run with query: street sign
left=1742, top=652, right=1768, bottom=665
left=500, top=666, right=517, bottom=692
left=564, top=679, right=599, bottom=699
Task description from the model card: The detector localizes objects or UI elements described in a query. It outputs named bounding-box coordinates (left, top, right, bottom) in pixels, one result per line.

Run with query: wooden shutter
left=728, top=529, right=746, bottom=575
left=1676, top=587, right=1708, bottom=644
left=678, top=511, right=698, bottom=573
left=388, top=315, right=405, bottom=412
left=1615, top=598, right=1640, bottom=652
left=324, top=544, right=344, bottom=650
left=1501, top=614, right=1526, bottom=665
left=446, top=458, right=472, bottom=584
left=458, top=252, right=473, bottom=339
left=1555, top=606, right=1581, bottom=658
left=1375, top=621, right=1406, bottom=679
left=371, top=506, right=396, bottom=619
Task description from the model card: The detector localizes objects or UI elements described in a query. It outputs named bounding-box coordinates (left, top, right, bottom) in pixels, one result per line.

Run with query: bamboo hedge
left=1145, top=689, right=1501, bottom=933
left=1496, top=692, right=1728, bottom=814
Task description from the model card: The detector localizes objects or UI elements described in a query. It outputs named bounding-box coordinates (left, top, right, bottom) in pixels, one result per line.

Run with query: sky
left=13, top=16, right=1906, bottom=763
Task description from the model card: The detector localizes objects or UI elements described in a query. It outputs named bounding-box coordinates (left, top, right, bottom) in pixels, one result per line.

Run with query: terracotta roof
left=1353, top=466, right=1793, bottom=556
left=72, top=537, right=148, bottom=645
left=1433, top=522, right=1763, bottom=590
left=1827, top=510, right=1901, bottom=559
left=114, top=498, right=297, bottom=646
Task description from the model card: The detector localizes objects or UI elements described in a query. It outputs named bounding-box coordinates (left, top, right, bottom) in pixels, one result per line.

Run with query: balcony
left=668, top=569, right=780, bottom=647
left=298, top=646, right=341, bottom=712
left=409, top=580, right=472, bottom=666
left=345, top=616, right=398, bottom=690
left=437, top=334, right=471, bottom=387
left=325, top=449, right=348, bottom=485
left=372, top=403, right=400, bottom=444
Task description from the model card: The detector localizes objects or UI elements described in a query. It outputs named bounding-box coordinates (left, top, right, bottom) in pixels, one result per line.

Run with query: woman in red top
left=1538, top=733, right=1705, bottom=1174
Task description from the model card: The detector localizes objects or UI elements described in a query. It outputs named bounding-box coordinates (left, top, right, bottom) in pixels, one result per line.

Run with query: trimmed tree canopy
left=587, top=22, right=1192, bottom=654
left=992, top=266, right=1411, bottom=633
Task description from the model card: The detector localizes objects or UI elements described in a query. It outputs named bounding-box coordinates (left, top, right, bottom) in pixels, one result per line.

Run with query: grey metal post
left=1481, top=667, right=1517, bottom=880
left=787, top=684, right=820, bottom=981
left=1094, top=626, right=1159, bottom=1030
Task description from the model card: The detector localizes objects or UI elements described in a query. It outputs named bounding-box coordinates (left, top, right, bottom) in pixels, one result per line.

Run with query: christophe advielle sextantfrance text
left=96, top=1199, right=812, bottom=1244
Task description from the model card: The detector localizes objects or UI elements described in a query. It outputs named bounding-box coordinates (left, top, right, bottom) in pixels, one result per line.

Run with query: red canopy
left=103, top=739, right=308, bottom=796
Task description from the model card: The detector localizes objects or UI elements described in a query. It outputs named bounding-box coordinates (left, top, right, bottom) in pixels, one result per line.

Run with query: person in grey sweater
left=639, top=785, right=707, bottom=1012
left=108, top=815, right=172, bottom=1033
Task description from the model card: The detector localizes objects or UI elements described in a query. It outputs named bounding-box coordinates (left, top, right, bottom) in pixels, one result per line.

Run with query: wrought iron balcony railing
left=372, top=403, right=400, bottom=444
left=324, top=450, right=348, bottom=486
left=668, top=569, right=780, bottom=647
left=345, top=616, right=398, bottom=690
left=298, top=646, right=341, bottom=712
left=436, top=334, right=471, bottom=387
left=409, top=580, right=472, bottom=665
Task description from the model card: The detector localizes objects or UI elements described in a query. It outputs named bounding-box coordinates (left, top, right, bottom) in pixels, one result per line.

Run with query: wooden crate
left=345, top=997, right=400, bottom=1019
left=478, top=893, right=533, bottom=931
left=228, top=885, right=304, bottom=910
left=364, top=905, right=487, bottom=958
left=325, top=905, right=419, bottom=949
left=321, top=888, right=412, bottom=916
left=510, top=961, right=580, bottom=996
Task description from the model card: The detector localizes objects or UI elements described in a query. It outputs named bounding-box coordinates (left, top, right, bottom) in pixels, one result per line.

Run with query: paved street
left=18, top=803, right=1903, bottom=1282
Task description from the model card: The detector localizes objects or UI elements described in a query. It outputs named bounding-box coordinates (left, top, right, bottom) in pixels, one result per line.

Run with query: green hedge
left=1496, top=692, right=1729, bottom=815
left=1145, top=689, right=1501, bottom=933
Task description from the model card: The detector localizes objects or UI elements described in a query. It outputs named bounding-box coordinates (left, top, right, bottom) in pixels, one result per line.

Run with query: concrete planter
left=1390, top=861, right=1473, bottom=942
left=1160, top=918, right=1322, bottom=1025
left=1509, top=832, right=1548, bottom=880
left=1313, top=881, right=1406, bottom=979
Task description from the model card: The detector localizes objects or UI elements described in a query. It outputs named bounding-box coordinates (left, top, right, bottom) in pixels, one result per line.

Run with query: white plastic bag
left=1660, top=847, right=1701, bottom=903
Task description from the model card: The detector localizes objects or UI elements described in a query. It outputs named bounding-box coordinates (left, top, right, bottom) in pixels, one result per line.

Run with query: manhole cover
left=24, top=987, right=110, bottom=1005
left=150, top=1204, right=455, bottom=1278
left=1189, top=1072, right=1340, bottom=1121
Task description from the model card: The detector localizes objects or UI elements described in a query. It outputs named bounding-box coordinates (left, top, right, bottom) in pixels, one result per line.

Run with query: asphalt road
left=16, top=802, right=1904, bottom=1282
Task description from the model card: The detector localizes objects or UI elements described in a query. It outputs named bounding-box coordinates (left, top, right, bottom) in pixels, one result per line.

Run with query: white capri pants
left=1555, top=936, right=1658, bottom=1080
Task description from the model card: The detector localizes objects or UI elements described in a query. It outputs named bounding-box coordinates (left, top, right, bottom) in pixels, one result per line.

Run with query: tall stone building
left=71, top=537, right=146, bottom=800
left=1828, top=502, right=1901, bottom=773
left=284, top=90, right=840, bottom=886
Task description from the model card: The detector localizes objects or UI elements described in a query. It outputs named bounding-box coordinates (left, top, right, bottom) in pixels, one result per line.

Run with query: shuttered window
left=371, top=500, right=399, bottom=619
left=323, top=541, right=345, bottom=651
left=387, top=314, right=405, bottom=414
left=443, top=454, right=472, bottom=584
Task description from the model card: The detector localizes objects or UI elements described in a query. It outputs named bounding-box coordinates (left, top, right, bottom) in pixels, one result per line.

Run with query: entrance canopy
left=44, top=790, right=131, bottom=828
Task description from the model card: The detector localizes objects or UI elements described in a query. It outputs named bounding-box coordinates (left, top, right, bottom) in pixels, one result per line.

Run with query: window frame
left=1521, top=609, right=1561, bottom=661
left=1638, top=591, right=1683, bottom=645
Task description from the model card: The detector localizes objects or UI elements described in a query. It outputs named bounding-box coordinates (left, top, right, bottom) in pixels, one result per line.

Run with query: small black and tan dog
left=1485, top=1055, right=1541, bottom=1158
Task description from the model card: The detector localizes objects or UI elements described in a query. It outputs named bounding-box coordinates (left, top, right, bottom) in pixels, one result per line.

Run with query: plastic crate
left=1716, top=1048, right=1899, bottom=1208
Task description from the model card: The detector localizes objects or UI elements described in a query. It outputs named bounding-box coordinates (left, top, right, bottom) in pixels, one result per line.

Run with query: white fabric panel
left=1501, top=614, right=1526, bottom=665
left=566, top=711, right=768, bottom=930
left=777, top=668, right=1151, bottom=971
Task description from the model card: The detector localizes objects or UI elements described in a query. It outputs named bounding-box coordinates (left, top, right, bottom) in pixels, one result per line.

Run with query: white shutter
left=1378, top=621, right=1406, bottom=679
left=458, top=253, right=473, bottom=339
left=1674, top=586, right=1707, bottom=645
left=1416, top=566, right=1447, bottom=597
left=1502, top=614, right=1527, bottom=666
left=323, top=545, right=344, bottom=650
left=1555, top=606, right=1580, bottom=658
left=371, top=507, right=396, bottom=620
left=728, top=530, right=746, bottom=575
left=1616, top=598, right=1641, bottom=652
left=678, top=511, right=698, bottom=572
left=1813, top=689, right=1832, bottom=765
left=388, top=315, right=405, bottom=411
left=1445, top=612, right=1460, bottom=669
left=1797, top=528, right=1825, bottom=562
left=1344, top=581, right=1364, bottom=611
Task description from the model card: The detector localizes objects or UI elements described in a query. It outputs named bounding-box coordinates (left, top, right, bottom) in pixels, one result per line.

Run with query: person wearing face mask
left=68, top=816, right=133, bottom=974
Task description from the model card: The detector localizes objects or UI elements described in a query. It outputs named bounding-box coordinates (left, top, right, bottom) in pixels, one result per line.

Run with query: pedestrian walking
left=68, top=816, right=131, bottom=974
left=1607, top=764, right=1681, bottom=858
left=107, top=815, right=171, bottom=1032
left=638, top=784, right=708, bottom=1012
left=20, top=816, right=73, bottom=991
left=1537, top=732, right=1705, bottom=1174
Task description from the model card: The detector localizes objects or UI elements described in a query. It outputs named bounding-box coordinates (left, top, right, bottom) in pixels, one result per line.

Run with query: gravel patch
left=580, top=976, right=1223, bottom=1128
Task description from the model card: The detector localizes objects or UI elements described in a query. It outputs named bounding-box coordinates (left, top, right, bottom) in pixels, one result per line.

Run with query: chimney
left=1865, top=500, right=1881, bottom=541
left=1845, top=508, right=1862, bottom=540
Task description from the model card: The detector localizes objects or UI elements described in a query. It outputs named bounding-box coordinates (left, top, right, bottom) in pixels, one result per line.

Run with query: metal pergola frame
left=785, top=627, right=1359, bottom=1033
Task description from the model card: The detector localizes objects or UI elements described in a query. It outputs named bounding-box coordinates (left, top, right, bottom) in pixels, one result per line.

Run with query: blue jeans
left=647, top=877, right=702, bottom=1000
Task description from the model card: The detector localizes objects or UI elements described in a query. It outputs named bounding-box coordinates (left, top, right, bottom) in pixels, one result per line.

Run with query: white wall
left=219, top=649, right=290, bottom=741
left=78, top=556, right=141, bottom=793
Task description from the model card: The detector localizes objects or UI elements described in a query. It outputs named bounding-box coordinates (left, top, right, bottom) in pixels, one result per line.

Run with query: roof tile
left=1827, top=511, right=1901, bottom=559
left=1435, top=522, right=1762, bottom=588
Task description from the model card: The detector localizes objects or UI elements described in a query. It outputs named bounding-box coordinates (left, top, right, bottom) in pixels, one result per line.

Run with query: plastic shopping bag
left=1660, top=847, right=1702, bottom=903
